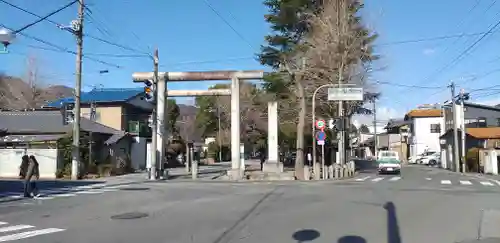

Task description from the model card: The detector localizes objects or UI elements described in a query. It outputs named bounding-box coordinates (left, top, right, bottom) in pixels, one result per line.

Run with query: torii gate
left=132, top=70, right=281, bottom=180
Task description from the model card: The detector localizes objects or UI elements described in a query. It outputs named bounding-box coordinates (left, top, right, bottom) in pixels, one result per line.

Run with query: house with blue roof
left=45, top=88, right=153, bottom=135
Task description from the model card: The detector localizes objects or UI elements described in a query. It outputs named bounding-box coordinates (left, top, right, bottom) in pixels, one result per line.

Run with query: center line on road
left=480, top=181, right=494, bottom=186
left=459, top=180, right=472, bottom=185
left=441, top=180, right=452, bottom=185
left=371, top=178, right=384, bottom=182
left=355, top=176, right=370, bottom=181
left=389, top=177, right=401, bottom=181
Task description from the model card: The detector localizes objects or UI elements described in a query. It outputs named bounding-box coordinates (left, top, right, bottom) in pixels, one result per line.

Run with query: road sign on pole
left=315, top=120, right=326, bottom=130
left=316, top=131, right=326, bottom=145
left=328, top=87, right=364, bottom=101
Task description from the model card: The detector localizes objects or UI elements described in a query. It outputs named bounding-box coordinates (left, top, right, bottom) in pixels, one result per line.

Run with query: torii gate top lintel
left=132, top=70, right=265, bottom=82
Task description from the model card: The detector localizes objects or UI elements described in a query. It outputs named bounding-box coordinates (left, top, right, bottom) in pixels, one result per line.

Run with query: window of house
left=497, top=118, right=500, bottom=126
left=430, top=124, right=441, bottom=133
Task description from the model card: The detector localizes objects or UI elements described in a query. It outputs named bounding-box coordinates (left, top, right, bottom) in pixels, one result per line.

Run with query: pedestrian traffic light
left=143, top=79, right=155, bottom=102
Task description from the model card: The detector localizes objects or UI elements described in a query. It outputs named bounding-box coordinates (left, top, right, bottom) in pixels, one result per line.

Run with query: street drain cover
left=119, top=187, right=150, bottom=191
left=111, top=212, right=149, bottom=220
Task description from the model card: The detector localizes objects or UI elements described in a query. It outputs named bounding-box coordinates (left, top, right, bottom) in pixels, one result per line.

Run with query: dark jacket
left=19, top=155, right=29, bottom=178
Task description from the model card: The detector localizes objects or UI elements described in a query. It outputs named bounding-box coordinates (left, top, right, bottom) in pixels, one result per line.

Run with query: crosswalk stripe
left=480, top=181, right=494, bottom=186
left=0, top=222, right=7, bottom=226
left=51, top=193, right=76, bottom=197
left=459, top=180, right=472, bottom=185
left=0, top=228, right=65, bottom=242
left=355, top=176, right=370, bottom=181
left=371, top=178, right=384, bottom=182
left=441, top=180, right=452, bottom=185
left=389, top=177, right=401, bottom=181
left=0, top=225, right=34, bottom=233
left=494, top=180, right=500, bottom=186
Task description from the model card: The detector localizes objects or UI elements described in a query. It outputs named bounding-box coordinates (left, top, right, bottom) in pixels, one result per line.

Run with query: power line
left=0, top=0, right=150, bottom=56
left=201, top=0, right=254, bottom=49
left=374, top=81, right=444, bottom=89
left=0, top=0, right=78, bottom=33
left=0, top=24, right=122, bottom=68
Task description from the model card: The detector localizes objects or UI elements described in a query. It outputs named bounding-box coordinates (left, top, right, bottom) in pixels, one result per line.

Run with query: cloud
left=352, top=106, right=401, bottom=134
left=423, top=48, right=436, bottom=56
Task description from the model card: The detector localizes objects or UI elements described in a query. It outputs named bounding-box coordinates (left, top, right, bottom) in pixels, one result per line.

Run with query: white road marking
left=494, top=180, right=500, bottom=186
left=426, top=178, right=432, bottom=180
left=0, top=222, right=6, bottom=226
left=459, top=180, right=472, bottom=185
left=51, top=193, right=76, bottom=198
left=0, top=224, right=34, bottom=233
left=371, top=177, right=384, bottom=182
left=0, top=228, right=65, bottom=242
left=441, top=180, right=452, bottom=185
left=389, top=177, right=401, bottom=181
left=480, top=181, right=494, bottom=186
left=106, top=185, right=130, bottom=189
left=75, top=190, right=103, bottom=194
left=35, top=196, right=55, bottom=200
left=75, top=186, right=94, bottom=190
left=355, top=176, right=370, bottom=181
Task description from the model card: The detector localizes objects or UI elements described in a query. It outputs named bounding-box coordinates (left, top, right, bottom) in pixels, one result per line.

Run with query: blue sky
left=1, top=0, right=500, bottom=119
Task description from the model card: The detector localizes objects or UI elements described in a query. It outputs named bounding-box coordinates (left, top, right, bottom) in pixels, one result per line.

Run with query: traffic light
left=60, top=102, right=75, bottom=125
left=143, top=79, right=155, bottom=102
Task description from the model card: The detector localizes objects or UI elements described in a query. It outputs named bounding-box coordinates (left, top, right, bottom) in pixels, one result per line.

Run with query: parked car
left=409, top=151, right=436, bottom=164
left=419, top=152, right=440, bottom=166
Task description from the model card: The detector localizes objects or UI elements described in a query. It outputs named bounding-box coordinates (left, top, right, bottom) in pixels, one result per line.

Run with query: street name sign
left=328, top=87, right=364, bottom=101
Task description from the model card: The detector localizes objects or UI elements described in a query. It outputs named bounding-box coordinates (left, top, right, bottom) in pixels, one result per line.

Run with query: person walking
left=259, top=148, right=266, bottom=171
left=24, top=155, right=40, bottom=198
left=20, top=155, right=30, bottom=197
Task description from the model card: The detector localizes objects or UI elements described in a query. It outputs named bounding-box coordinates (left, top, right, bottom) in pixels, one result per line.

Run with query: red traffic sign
left=315, top=120, right=326, bottom=130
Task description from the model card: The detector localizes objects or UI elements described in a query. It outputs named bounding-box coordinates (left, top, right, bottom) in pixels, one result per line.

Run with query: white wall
left=411, top=117, right=445, bottom=157
left=131, top=136, right=147, bottom=171
left=0, top=148, right=59, bottom=179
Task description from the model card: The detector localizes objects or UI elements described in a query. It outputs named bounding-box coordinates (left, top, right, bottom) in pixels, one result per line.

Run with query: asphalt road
left=0, top=165, right=499, bottom=243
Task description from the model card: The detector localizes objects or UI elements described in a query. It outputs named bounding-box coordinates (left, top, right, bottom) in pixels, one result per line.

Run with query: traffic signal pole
left=154, top=48, right=167, bottom=179
left=148, top=49, right=159, bottom=180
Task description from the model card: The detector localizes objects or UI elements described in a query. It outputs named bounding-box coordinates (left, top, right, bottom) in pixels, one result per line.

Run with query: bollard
left=304, top=165, right=311, bottom=180
left=335, top=164, right=341, bottom=178
left=327, top=165, right=334, bottom=179
left=343, top=164, right=348, bottom=177
left=339, top=164, right=344, bottom=178
left=314, top=162, right=321, bottom=180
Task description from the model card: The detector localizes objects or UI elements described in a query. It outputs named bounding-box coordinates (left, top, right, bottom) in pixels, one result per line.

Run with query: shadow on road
left=0, top=179, right=103, bottom=196
left=291, top=201, right=402, bottom=243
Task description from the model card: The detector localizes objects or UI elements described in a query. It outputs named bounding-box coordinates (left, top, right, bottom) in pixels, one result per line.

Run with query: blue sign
left=316, top=131, right=326, bottom=141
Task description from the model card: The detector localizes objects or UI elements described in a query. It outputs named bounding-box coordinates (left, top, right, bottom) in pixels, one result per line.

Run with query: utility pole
left=459, top=89, right=466, bottom=173
left=450, top=82, right=460, bottom=172
left=89, top=101, right=96, bottom=167
left=217, top=106, right=222, bottom=162
left=154, top=48, right=167, bottom=179
left=71, top=0, right=84, bottom=180
left=372, top=97, right=378, bottom=158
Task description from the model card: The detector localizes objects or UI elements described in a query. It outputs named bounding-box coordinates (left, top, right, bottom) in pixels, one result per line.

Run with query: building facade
left=404, top=109, right=444, bottom=158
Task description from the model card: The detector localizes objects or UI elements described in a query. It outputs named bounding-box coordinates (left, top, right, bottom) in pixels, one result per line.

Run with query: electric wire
left=0, top=0, right=150, bottom=56
left=0, top=23, right=122, bottom=68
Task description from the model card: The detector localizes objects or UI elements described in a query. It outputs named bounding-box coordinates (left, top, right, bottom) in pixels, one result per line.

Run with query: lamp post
left=0, top=27, right=16, bottom=54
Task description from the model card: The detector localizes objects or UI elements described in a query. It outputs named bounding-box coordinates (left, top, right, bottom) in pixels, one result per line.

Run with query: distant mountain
left=0, top=74, right=73, bottom=110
